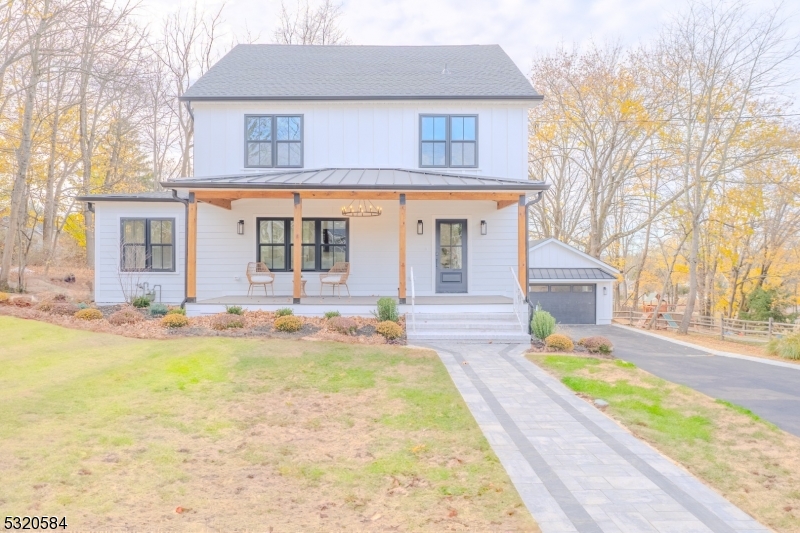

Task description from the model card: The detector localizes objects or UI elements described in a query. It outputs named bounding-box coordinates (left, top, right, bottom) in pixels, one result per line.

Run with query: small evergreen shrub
left=0, top=292, right=9, bottom=304
left=75, top=308, right=103, bottom=321
left=167, top=307, right=186, bottom=315
left=226, top=305, right=244, bottom=315
left=211, top=314, right=245, bottom=330
left=531, top=308, right=556, bottom=340
left=275, top=307, right=294, bottom=317
left=108, top=307, right=144, bottom=325
left=161, top=314, right=189, bottom=328
left=374, top=297, right=399, bottom=323
left=545, top=333, right=574, bottom=352
left=149, top=303, right=169, bottom=317
left=274, top=315, right=303, bottom=332
left=328, top=316, right=357, bottom=335
left=76, top=302, right=89, bottom=310
left=376, top=320, right=403, bottom=340
left=767, top=333, right=800, bottom=360
left=578, top=336, right=614, bottom=354
left=131, top=296, right=150, bottom=308
left=324, top=310, right=341, bottom=319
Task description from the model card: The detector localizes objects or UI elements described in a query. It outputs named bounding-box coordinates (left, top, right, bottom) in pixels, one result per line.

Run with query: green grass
left=0, top=316, right=535, bottom=531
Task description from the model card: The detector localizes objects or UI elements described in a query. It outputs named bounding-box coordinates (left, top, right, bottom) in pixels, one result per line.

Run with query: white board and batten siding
left=191, top=100, right=529, bottom=180
left=529, top=239, right=617, bottom=325
left=196, top=199, right=518, bottom=300
left=94, top=202, right=186, bottom=305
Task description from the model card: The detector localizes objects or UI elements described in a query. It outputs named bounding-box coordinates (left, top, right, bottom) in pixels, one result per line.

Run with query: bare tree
left=273, top=0, right=349, bottom=45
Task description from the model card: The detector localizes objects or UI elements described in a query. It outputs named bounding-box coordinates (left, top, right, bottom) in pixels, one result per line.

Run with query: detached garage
left=528, top=238, right=618, bottom=325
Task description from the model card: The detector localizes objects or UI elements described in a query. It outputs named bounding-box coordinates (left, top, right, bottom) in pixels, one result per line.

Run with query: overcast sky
left=139, top=0, right=797, bottom=101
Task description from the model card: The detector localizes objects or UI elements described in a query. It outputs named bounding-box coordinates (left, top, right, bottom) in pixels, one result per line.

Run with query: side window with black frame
left=120, top=218, right=175, bottom=272
left=419, top=114, right=477, bottom=168
left=245, top=115, right=303, bottom=168
left=257, top=218, right=348, bottom=271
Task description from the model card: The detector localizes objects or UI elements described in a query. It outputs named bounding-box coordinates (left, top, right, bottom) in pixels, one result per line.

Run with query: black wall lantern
left=480, top=220, right=487, bottom=235
left=417, top=220, right=424, bottom=235
left=237, top=220, right=245, bottom=235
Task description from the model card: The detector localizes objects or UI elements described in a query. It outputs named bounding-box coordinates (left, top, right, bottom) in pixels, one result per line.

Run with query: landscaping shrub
left=275, top=307, right=294, bottom=317
left=148, top=303, right=169, bottom=317
left=0, top=292, right=9, bottom=304
left=161, top=314, right=189, bottom=328
left=108, top=307, right=144, bottom=325
left=167, top=307, right=186, bottom=315
left=226, top=305, right=244, bottom=315
left=578, top=336, right=614, bottom=354
left=767, top=333, right=800, bottom=360
left=76, top=302, right=89, bottom=310
left=131, top=295, right=151, bottom=308
left=545, top=333, right=574, bottom=352
left=35, top=301, right=55, bottom=312
left=12, top=296, right=34, bottom=307
left=50, top=303, right=80, bottom=316
left=327, top=316, right=357, bottom=335
left=376, top=320, right=403, bottom=340
left=531, top=308, right=556, bottom=340
left=53, top=294, right=67, bottom=302
left=75, top=308, right=103, bottom=321
left=274, top=315, right=303, bottom=332
left=324, top=310, right=341, bottom=319
left=211, top=314, right=245, bottom=330
left=374, top=297, right=399, bottom=323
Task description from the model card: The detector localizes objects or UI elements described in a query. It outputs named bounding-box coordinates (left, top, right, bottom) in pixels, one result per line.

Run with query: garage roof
left=529, top=268, right=617, bottom=280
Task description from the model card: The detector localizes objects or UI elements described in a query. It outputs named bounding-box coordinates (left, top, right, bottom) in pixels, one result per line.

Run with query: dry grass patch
left=0, top=316, right=536, bottom=532
left=530, top=353, right=800, bottom=533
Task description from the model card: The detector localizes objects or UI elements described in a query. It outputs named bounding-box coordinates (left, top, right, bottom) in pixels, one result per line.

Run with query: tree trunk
left=678, top=213, right=700, bottom=334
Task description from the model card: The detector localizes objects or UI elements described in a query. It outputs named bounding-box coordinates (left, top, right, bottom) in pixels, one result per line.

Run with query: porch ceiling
left=162, top=168, right=548, bottom=192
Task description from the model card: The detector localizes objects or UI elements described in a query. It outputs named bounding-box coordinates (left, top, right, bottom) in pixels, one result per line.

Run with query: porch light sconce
left=603, top=286, right=607, bottom=296
left=417, top=220, right=423, bottom=235
left=480, top=220, right=487, bottom=235
left=237, top=220, right=244, bottom=235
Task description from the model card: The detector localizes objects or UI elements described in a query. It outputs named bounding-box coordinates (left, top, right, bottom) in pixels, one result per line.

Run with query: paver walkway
left=425, top=342, right=767, bottom=533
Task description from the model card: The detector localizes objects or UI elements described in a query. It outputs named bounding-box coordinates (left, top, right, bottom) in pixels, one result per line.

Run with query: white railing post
left=510, top=267, right=528, bottom=335
left=409, top=267, right=416, bottom=332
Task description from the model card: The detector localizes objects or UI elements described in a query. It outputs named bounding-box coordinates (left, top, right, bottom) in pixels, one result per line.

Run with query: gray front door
left=436, top=220, right=467, bottom=293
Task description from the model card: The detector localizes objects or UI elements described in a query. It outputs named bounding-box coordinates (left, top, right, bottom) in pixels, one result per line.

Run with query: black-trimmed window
left=420, top=115, right=478, bottom=168
left=257, top=218, right=348, bottom=271
left=120, top=218, right=175, bottom=272
left=245, top=115, right=303, bottom=168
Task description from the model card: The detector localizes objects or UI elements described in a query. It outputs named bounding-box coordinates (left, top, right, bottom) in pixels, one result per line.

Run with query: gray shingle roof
left=529, top=268, right=617, bottom=280
left=181, top=44, right=540, bottom=101
left=162, top=168, right=548, bottom=191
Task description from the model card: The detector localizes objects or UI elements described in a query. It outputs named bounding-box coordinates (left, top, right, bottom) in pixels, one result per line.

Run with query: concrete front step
left=412, top=321, right=523, bottom=331
left=406, top=330, right=532, bottom=343
left=412, top=312, right=520, bottom=321
left=405, top=312, right=530, bottom=343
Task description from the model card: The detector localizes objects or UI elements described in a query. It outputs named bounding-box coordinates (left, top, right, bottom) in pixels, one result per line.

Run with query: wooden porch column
left=518, top=194, right=527, bottom=294
left=187, top=192, right=197, bottom=302
left=293, top=193, right=302, bottom=303
left=399, top=193, right=406, bottom=303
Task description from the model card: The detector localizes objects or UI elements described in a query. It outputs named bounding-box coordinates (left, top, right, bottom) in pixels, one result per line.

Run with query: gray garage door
left=528, top=284, right=596, bottom=324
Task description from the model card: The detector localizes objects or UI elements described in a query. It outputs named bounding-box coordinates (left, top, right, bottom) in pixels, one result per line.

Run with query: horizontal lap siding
left=196, top=199, right=519, bottom=299
left=94, top=202, right=186, bottom=305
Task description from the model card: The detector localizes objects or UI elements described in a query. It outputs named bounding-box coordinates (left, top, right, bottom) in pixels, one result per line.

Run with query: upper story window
left=245, top=115, right=303, bottom=168
left=419, top=115, right=478, bottom=168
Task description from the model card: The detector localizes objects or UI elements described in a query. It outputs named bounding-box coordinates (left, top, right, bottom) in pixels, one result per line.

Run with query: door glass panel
left=451, top=223, right=463, bottom=245
left=450, top=247, right=462, bottom=269
left=439, top=247, right=450, bottom=269
left=440, top=223, right=451, bottom=245
left=551, top=286, right=570, bottom=292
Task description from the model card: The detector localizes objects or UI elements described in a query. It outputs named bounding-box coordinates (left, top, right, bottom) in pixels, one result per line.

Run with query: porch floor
left=195, top=295, right=512, bottom=306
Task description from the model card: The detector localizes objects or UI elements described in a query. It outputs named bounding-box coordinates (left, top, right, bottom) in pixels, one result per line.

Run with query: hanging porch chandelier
left=341, top=199, right=382, bottom=217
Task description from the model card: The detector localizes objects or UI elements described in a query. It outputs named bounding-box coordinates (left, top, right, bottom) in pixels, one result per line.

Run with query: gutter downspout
left=524, top=191, right=545, bottom=303
left=171, top=189, right=190, bottom=309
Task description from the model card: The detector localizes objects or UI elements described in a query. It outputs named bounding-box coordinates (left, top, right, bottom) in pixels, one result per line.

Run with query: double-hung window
left=245, top=115, right=303, bottom=168
left=120, top=218, right=175, bottom=272
left=257, top=218, right=348, bottom=271
left=420, top=115, right=477, bottom=168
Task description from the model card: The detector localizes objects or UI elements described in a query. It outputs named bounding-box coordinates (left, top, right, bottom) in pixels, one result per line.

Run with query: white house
left=79, top=44, right=551, bottom=340
left=528, top=238, right=618, bottom=325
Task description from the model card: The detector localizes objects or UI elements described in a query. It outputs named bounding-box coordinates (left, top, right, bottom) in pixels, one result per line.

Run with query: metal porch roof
left=529, top=268, right=617, bottom=281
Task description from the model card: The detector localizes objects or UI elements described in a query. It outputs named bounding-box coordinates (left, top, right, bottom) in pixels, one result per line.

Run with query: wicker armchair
left=319, top=262, right=350, bottom=297
left=246, top=262, right=275, bottom=296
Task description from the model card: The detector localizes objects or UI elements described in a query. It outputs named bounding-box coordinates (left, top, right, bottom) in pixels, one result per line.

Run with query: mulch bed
left=0, top=301, right=404, bottom=345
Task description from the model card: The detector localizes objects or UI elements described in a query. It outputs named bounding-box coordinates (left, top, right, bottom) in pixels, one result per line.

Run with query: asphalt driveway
left=559, top=325, right=800, bottom=437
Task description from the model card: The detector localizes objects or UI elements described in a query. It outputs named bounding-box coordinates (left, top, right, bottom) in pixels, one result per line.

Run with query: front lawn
left=0, top=316, right=536, bottom=531
left=531, top=354, right=800, bottom=533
